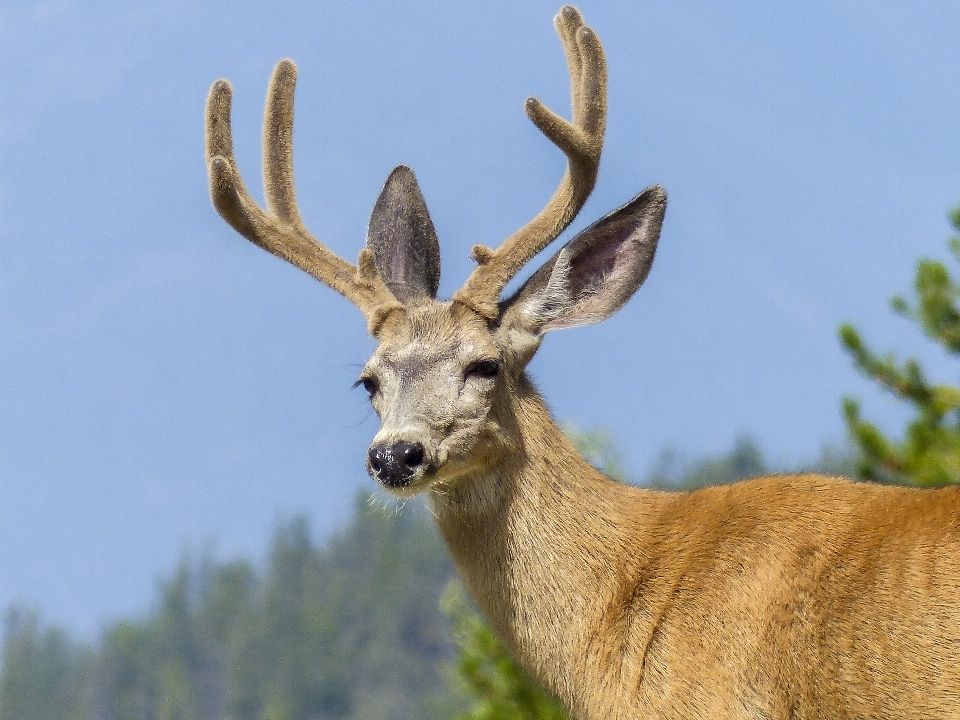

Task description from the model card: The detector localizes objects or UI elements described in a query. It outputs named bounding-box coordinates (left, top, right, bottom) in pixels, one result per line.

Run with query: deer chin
left=415, top=431, right=511, bottom=510
left=426, top=463, right=504, bottom=513
left=374, top=473, right=433, bottom=499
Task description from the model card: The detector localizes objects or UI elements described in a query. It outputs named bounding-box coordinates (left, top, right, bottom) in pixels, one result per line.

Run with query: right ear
left=499, top=185, right=666, bottom=352
left=367, top=165, right=442, bottom=302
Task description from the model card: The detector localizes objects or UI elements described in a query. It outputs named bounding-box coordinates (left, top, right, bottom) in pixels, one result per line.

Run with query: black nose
left=367, top=440, right=425, bottom=487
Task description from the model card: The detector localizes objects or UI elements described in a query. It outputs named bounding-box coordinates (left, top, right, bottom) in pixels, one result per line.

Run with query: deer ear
left=367, top=165, right=441, bottom=302
left=501, top=185, right=666, bottom=336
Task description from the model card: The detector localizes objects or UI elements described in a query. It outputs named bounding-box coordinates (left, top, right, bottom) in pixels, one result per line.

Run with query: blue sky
left=2, top=1, right=959, bottom=636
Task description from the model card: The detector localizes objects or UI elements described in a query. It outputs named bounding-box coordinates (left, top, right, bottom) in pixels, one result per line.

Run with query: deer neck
left=432, top=375, right=667, bottom=707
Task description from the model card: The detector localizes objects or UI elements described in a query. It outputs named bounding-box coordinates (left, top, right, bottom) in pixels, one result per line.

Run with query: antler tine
left=453, top=5, right=607, bottom=320
left=205, top=62, right=402, bottom=334
left=262, top=60, right=302, bottom=226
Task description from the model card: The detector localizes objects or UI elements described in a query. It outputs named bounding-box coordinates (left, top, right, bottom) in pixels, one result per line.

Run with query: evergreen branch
left=838, top=200, right=960, bottom=486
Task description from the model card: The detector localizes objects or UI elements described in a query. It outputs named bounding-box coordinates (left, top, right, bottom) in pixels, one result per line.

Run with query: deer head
left=205, top=6, right=666, bottom=502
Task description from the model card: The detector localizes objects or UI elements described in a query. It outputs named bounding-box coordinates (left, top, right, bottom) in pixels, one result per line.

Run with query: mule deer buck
left=205, top=6, right=960, bottom=719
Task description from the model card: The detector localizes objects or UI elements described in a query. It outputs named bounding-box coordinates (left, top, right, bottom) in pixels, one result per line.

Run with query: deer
left=205, top=6, right=960, bottom=720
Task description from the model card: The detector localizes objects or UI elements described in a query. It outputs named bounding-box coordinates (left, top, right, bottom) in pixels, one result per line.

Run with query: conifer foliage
left=442, top=584, right=567, bottom=720
left=839, top=203, right=960, bottom=485
left=1, top=499, right=458, bottom=720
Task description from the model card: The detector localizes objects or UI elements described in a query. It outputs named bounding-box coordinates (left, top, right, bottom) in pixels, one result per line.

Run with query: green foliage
left=646, top=436, right=767, bottom=490
left=839, top=203, right=960, bottom=485
left=562, top=423, right=628, bottom=483
left=2, top=496, right=458, bottom=720
left=794, top=443, right=860, bottom=479
left=0, top=608, right=92, bottom=720
left=441, top=584, right=567, bottom=720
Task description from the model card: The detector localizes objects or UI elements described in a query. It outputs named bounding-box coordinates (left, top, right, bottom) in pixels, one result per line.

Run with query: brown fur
left=407, top=305, right=960, bottom=720
left=206, top=6, right=960, bottom=719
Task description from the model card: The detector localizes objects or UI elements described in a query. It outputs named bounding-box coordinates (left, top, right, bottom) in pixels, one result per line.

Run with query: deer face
left=357, top=168, right=665, bottom=497
left=359, top=303, right=510, bottom=494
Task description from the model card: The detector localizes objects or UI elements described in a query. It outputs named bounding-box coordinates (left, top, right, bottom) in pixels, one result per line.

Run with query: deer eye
left=353, top=375, right=379, bottom=398
left=465, top=359, right=501, bottom=379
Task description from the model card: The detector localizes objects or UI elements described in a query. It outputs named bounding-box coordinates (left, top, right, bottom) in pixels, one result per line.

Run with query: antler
left=206, top=60, right=403, bottom=333
left=452, top=5, right=607, bottom=320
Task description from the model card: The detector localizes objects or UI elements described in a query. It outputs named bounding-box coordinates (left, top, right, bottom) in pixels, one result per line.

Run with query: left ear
left=500, top=185, right=666, bottom=339
left=367, top=165, right=442, bottom=302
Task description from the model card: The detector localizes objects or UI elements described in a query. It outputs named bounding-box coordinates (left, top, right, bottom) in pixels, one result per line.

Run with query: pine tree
left=441, top=584, right=567, bottom=720
left=839, top=203, right=960, bottom=485
left=0, top=608, right=91, bottom=720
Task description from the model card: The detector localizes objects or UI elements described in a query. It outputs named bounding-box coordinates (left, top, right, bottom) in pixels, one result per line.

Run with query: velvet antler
left=452, top=5, right=607, bottom=320
left=206, top=60, right=403, bottom=334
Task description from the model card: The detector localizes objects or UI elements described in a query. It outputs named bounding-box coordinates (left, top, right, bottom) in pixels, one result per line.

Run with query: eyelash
left=353, top=376, right=379, bottom=397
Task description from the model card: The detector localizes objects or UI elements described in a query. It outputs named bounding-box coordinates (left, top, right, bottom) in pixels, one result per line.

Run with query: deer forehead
left=370, top=302, right=500, bottom=372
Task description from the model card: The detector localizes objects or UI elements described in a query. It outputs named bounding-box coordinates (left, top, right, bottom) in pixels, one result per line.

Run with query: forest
left=3, top=206, right=959, bottom=720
